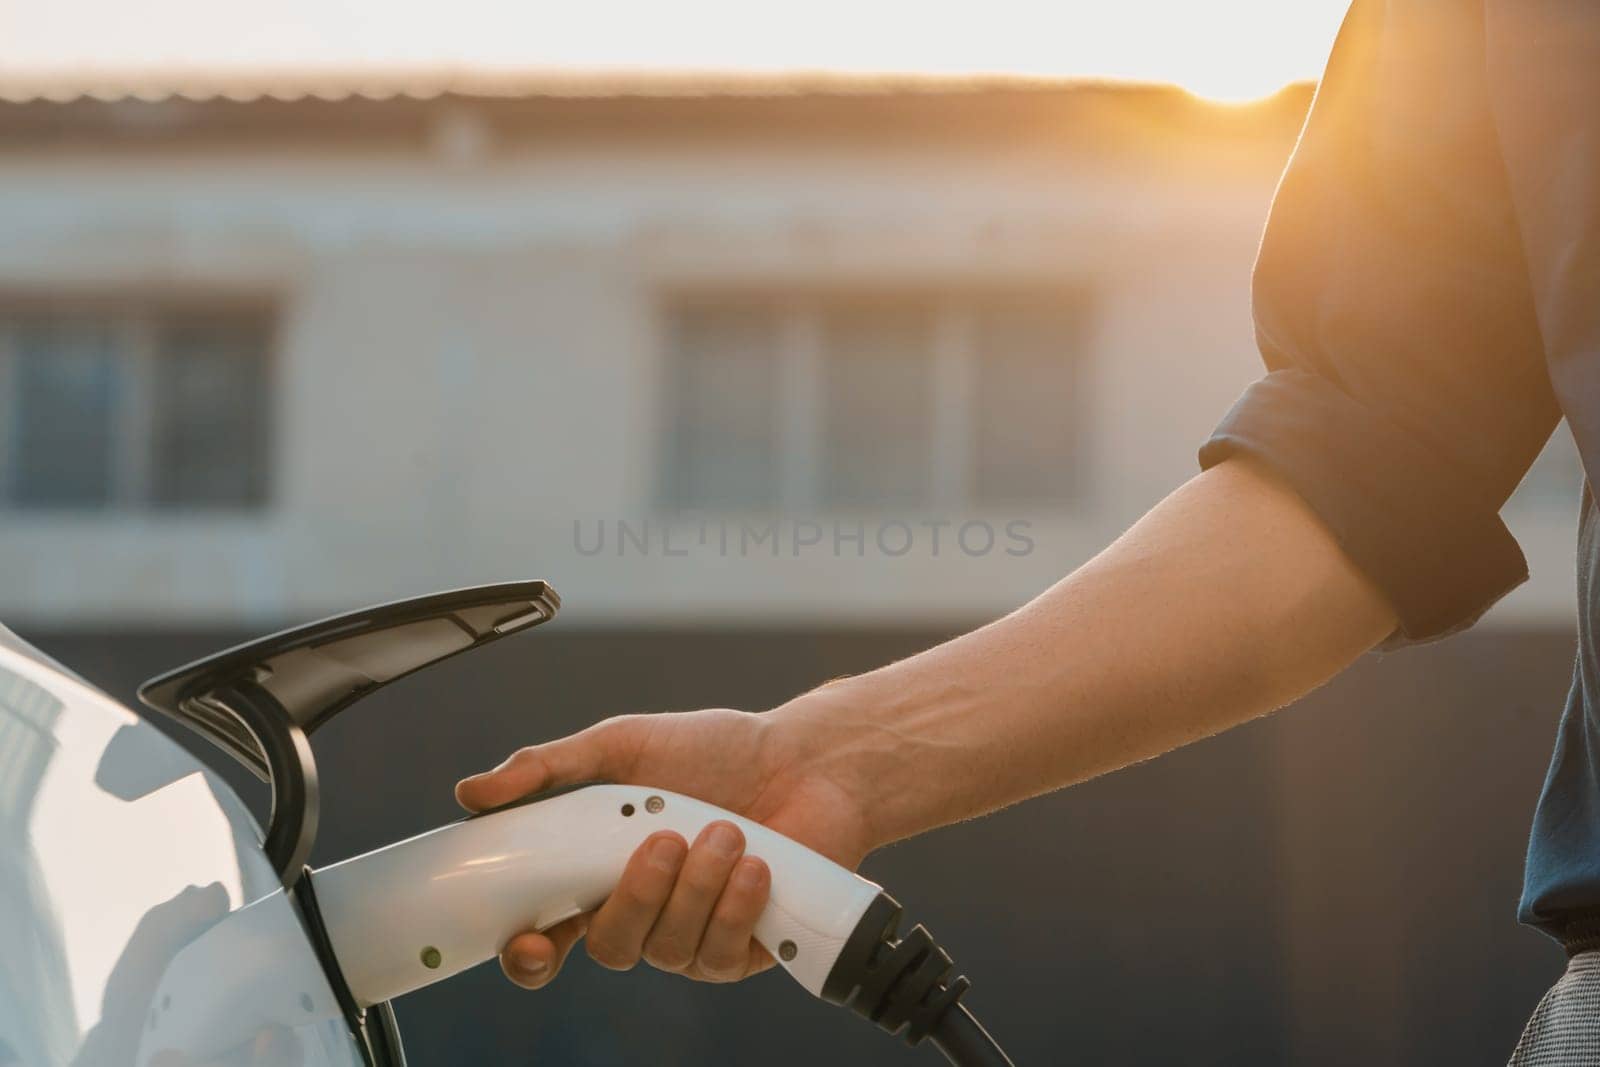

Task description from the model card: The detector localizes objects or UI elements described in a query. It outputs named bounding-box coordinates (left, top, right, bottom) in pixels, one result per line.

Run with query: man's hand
left=455, top=707, right=874, bottom=990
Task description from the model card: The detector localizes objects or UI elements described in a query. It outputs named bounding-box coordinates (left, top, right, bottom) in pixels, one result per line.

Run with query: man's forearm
left=769, top=456, right=1399, bottom=848
left=455, top=456, right=1401, bottom=989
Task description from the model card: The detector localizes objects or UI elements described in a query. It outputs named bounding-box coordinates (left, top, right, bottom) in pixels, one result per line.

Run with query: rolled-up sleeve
left=1201, top=0, right=1562, bottom=644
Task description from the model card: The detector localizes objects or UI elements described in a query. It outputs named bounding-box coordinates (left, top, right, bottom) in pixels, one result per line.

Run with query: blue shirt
left=1198, top=0, right=1600, bottom=941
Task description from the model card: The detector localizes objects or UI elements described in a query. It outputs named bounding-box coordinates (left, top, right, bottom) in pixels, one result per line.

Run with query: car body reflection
left=0, top=627, right=363, bottom=1066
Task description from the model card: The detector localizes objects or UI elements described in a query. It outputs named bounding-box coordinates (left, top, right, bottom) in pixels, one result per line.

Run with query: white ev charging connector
left=309, top=784, right=878, bottom=1003
left=138, top=582, right=1016, bottom=1066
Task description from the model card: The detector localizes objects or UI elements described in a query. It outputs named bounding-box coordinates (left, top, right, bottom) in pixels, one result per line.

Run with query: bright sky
left=0, top=0, right=1352, bottom=102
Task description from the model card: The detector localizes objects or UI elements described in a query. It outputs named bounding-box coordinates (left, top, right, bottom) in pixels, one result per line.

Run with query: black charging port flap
left=138, top=580, right=560, bottom=884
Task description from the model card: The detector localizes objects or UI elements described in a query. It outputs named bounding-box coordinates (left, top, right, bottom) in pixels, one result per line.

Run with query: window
left=0, top=302, right=272, bottom=512
left=662, top=303, right=780, bottom=510
left=971, top=300, right=1082, bottom=505
left=659, top=290, right=1088, bottom=511
left=11, top=320, right=120, bottom=508
left=820, top=303, right=936, bottom=508
left=148, top=317, right=271, bottom=507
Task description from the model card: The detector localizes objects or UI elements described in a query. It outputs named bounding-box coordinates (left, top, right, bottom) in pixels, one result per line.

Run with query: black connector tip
left=820, top=892, right=974, bottom=1047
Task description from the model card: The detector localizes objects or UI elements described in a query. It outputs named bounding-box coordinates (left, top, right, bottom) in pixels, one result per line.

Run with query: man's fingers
left=696, top=856, right=771, bottom=981
left=585, top=831, right=687, bottom=970
left=456, top=719, right=639, bottom=812
left=500, top=915, right=589, bottom=990
left=643, top=821, right=745, bottom=973
left=489, top=826, right=773, bottom=990
left=455, top=746, right=548, bottom=811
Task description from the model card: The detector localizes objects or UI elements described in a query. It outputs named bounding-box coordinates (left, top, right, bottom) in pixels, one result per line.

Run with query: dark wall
left=29, top=624, right=1574, bottom=1066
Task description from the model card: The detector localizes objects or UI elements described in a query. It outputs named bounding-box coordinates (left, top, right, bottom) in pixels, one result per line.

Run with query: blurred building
left=0, top=75, right=1579, bottom=630
left=0, top=76, right=1584, bottom=1066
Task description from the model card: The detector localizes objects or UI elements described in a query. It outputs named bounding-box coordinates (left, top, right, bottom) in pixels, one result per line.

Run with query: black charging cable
left=821, top=892, right=1016, bottom=1067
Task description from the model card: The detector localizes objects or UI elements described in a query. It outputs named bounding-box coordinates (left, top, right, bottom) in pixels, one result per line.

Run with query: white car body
left=0, top=625, right=369, bottom=1066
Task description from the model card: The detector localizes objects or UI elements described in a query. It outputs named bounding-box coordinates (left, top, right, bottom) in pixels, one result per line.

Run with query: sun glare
left=0, top=0, right=1351, bottom=102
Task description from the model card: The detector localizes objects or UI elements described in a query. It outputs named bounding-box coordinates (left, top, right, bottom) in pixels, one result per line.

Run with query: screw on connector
left=645, top=795, right=665, bottom=814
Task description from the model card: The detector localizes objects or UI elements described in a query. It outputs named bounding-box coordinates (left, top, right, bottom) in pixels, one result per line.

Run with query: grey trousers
left=1511, top=952, right=1600, bottom=1065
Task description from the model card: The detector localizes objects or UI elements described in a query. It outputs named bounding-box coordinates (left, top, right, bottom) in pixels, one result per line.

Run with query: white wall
left=0, top=105, right=1577, bottom=628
